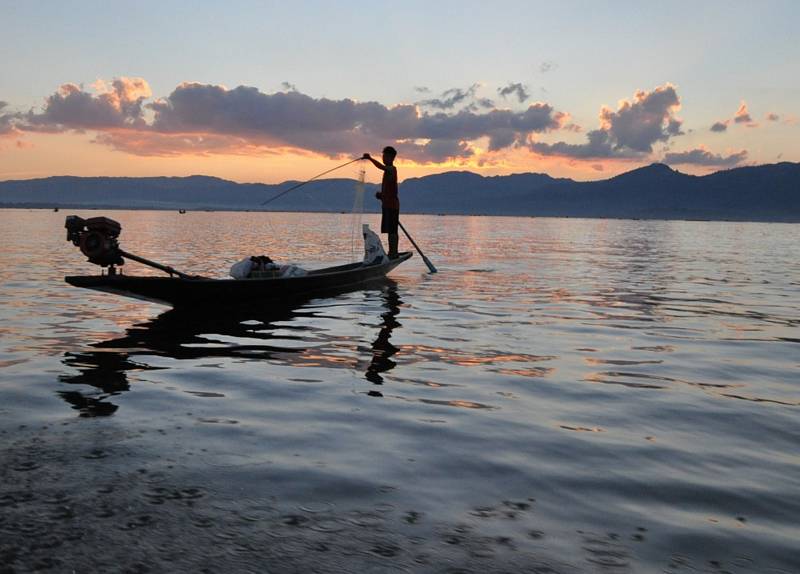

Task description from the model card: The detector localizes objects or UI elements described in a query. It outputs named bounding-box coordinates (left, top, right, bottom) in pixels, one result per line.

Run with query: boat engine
left=65, top=215, right=124, bottom=267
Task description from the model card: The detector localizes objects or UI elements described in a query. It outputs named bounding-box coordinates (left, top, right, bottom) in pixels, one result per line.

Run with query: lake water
left=1, top=209, right=798, bottom=573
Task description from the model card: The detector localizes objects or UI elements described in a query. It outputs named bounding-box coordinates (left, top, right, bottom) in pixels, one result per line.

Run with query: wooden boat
left=63, top=214, right=423, bottom=308
left=66, top=252, right=412, bottom=307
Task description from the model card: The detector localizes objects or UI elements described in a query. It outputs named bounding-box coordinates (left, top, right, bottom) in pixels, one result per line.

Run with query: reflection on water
left=58, top=281, right=405, bottom=415
left=2, top=210, right=800, bottom=573
left=58, top=351, right=138, bottom=416
left=365, top=284, right=401, bottom=388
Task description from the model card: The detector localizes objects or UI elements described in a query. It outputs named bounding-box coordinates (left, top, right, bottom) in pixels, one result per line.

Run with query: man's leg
left=388, top=233, right=398, bottom=258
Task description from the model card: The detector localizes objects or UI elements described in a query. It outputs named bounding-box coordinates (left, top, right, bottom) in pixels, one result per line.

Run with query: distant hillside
left=1, top=162, right=799, bottom=222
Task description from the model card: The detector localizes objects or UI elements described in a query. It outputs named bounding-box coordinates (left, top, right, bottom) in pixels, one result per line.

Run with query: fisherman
left=362, top=146, right=400, bottom=259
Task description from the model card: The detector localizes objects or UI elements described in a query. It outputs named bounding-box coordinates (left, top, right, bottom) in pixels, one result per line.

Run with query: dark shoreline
left=2, top=162, right=799, bottom=223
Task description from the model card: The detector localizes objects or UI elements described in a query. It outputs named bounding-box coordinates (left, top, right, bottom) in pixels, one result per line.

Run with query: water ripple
left=1, top=211, right=798, bottom=573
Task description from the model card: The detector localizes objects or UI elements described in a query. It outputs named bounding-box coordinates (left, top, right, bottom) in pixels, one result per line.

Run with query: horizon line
left=2, top=160, right=796, bottom=186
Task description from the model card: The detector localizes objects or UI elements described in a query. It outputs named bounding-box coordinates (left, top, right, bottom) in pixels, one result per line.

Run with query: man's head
left=382, top=146, right=397, bottom=165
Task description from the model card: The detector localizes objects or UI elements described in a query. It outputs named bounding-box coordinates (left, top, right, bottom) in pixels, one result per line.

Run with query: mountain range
left=1, top=162, right=799, bottom=222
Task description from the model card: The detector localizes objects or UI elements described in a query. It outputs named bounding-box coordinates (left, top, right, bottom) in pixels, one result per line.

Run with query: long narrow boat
left=63, top=214, right=414, bottom=307
left=66, top=252, right=412, bottom=307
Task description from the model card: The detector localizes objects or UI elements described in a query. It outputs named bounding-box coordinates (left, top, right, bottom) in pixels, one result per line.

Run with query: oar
left=398, top=221, right=437, bottom=273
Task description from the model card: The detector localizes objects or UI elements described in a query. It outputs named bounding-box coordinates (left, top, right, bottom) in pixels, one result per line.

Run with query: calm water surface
left=0, top=209, right=798, bottom=573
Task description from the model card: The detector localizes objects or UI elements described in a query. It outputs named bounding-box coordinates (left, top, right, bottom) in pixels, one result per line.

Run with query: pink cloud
left=733, top=101, right=752, bottom=123
left=24, top=77, right=151, bottom=131
left=94, top=77, right=152, bottom=103
left=92, top=130, right=281, bottom=157
left=733, top=101, right=758, bottom=127
left=531, top=83, right=683, bottom=159
left=13, top=79, right=571, bottom=163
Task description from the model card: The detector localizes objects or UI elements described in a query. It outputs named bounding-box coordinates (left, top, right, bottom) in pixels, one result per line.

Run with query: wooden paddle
left=398, top=221, right=437, bottom=273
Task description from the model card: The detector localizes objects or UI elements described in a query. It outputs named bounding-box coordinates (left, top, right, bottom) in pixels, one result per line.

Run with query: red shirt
left=381, top=165, right=399, bottom=210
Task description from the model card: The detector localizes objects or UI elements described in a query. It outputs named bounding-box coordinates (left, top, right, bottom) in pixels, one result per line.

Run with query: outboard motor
left=65, top=215, right=124, bottom=267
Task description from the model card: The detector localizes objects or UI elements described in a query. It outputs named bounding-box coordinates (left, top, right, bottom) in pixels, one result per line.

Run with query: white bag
left=279, top=265, right=308, bottom=277
left=229, top=257, right=253, bottom=279
left=362, top=224, right=388, bottom=265
left=230, top=257, right=308, bottom=279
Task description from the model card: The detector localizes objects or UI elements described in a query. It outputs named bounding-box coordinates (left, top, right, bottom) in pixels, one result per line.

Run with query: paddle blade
left=422, top=255, right=437, bottom=273
left=397, top=221, right=437, bottom=274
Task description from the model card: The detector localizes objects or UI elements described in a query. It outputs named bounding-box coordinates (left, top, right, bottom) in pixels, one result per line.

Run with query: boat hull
left=65, top=252, right=413, bottom=307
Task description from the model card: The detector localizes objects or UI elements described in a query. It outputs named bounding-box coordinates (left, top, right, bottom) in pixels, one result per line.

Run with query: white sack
left=362, top=224, right=388, bottom=265
left=229, top=257, right=253, bottom=279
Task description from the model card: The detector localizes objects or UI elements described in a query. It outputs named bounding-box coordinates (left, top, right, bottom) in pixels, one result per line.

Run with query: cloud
left=152, top=83, right=562, bottom=161
left=13, top=79, right=568, bottom=163
left=0, top=104, right=15, bottom=135
left=409, top=139, right=473, bottom=162
left=531, top=84, right=683, bottom=159
left=464, top=98, right=496, bottom=112
left=0, top=102, right=25, bottom=150
left=531, top=129, right=621, bottom=159
left=663, top=147, right=747, bottom=167
left=418, top=84, right=482, bottom=110
left=599, top=84, right=683, bottom=151
left=710, top=120, right=728, bottom=132
left=733, top=101, right=754, bottom=125
left=107, top=77, right=152, bottom=101
left=413, top=86, right=431, bottom=93
left=765, top=112, right=780, bottom=122
left=711, top=101, right=763, bottom=131
left=25, top=77, right=151, bottom=131
left=0, top=102, right=23, bottom=139
left=539, top=61, right=556, bottom=74
left=418, top=104, right=561, bottom=138
left=150, top=84, right=563, bottom=160
left=281, top=82, right=297, bottom=92
left=92, top=130, right=280, bottom=157
left=497, top=82, right=530, bottom=103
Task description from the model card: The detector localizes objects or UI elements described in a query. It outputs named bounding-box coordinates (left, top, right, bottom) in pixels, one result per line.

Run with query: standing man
left=362, top=146, right=399, bottom=258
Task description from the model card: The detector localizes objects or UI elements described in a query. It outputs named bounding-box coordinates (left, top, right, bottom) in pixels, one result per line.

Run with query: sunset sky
left=1, top=0, right=798, bottom=183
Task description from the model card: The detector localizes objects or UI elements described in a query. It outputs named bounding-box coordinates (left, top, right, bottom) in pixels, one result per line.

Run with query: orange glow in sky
left=0, top=131, right=683, bottom=184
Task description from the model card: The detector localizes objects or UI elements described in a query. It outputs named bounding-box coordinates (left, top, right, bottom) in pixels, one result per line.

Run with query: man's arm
left=362, top=153, right=385, bottom=171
